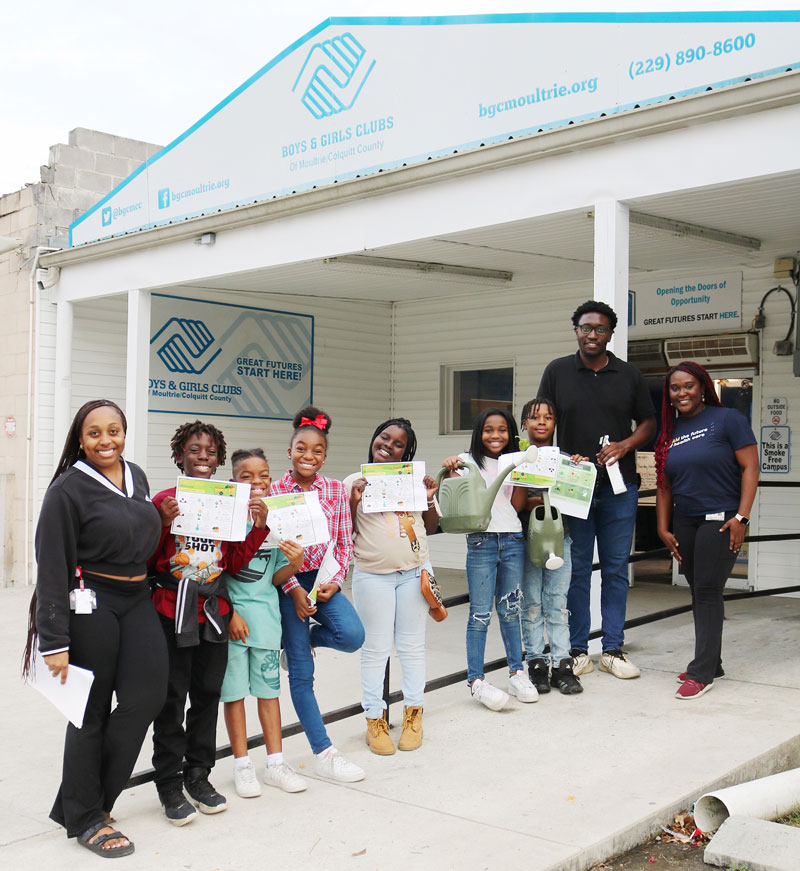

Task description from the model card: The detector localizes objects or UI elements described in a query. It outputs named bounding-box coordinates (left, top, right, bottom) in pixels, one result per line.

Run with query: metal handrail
left=126, top=528, right=800, bottom=788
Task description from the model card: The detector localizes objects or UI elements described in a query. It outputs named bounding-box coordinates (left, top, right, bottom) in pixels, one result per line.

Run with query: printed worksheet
left=261, top=491, right=330, bottom=548
left=26, top=651, right=95, bottom=728
left=503, top=446, right=561, bottom=489
left=360, top=461, right=428, bottom=513
left=171, top=476, right=251, bottom=541
left=549, top=455, right=598, bottom=519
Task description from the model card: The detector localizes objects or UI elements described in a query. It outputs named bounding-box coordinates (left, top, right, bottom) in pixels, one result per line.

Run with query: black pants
left=151, top=614, right=228, bottom=789
left=674, top=511, right=738, bottom=684
left=50, top=577, right=167, bottom=838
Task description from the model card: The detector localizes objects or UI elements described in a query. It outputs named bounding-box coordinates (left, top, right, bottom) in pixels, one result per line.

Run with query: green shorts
left=220, top=644, right=281, bottom=701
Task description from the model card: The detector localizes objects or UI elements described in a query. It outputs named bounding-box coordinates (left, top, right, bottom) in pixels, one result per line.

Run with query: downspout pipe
left=695, top=767, right=800, bottom=832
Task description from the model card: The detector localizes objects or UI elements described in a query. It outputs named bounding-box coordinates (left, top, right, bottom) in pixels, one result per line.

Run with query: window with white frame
left=440, top=363, right=515, bottom=434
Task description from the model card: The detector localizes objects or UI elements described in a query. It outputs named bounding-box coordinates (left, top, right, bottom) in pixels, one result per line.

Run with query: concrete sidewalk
left=2, top=581, right=799, bottom=871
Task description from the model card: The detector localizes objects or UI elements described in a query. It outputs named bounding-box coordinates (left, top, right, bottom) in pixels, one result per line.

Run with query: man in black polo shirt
left=538, top=300, right=655, bottom=680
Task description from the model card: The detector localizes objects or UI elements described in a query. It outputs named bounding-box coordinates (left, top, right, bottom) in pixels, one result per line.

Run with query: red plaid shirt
left=270, top=471, right=353, bottom=594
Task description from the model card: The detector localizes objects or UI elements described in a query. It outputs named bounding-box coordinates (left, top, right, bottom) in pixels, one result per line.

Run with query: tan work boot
left=397, top=706, right=423, bottom=751
left=365, top=716, right=395, bottom=755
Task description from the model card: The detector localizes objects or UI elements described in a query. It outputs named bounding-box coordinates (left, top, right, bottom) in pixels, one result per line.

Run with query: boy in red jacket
left=149, top=421, right=268, bottom=826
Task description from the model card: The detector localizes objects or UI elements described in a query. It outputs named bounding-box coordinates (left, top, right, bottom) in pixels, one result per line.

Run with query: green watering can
left=434, top=445, right=539, bottom=534
left=528, top=489, right=565, bottom=570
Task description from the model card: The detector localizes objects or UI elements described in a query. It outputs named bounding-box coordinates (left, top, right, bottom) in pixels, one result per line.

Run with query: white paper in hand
left=26, top=651, right=94, bottom=728
left=316, top=541, right=341, bottom=587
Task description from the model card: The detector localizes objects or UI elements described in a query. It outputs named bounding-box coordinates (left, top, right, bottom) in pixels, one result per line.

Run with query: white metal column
left=593, top=199, right=630, bottom=358
left=53, top=297, right=74, bottom=466
left=125, top=289, right=151, bottom=467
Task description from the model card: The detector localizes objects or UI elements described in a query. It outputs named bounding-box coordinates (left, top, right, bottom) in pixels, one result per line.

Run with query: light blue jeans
left=352, top=563, right=429, bottom=719
left=521, top=536, right=572, bottom=664
left=465, top=531, right=525, bottom=684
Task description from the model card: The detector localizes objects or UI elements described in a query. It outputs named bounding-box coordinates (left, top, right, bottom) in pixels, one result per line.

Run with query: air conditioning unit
left=663, top=333, right=758, bottom=368
left=628, top=339, right=668, bottom=373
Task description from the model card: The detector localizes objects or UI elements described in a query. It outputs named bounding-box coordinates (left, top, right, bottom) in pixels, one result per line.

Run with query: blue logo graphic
left=158, top=187, right=171, bottom=209
left=293, top=32, right=375, bottom=119
left=101, top=207, right=112, bottom=227
left=150, top=317, right=221, bottom=374
left=628, top=290, right=636, bottom=327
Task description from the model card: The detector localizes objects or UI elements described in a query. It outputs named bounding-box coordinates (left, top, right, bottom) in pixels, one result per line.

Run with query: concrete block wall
left=0, top=129, right=161, bottom=586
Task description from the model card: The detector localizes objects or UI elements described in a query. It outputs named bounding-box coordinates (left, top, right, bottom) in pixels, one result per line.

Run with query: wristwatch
left=734, top=513, right=749, bottom=526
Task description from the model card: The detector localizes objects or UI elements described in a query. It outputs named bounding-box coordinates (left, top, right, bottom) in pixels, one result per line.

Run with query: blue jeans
left=352, top=563, right=429, bottom=719
left=567, top=482, right=638, bottom=652
left=465, top=531, right=525, bottom=683
left=278, top=570, right=365, bottom=754
left=521, top=536, right=572, bottom=664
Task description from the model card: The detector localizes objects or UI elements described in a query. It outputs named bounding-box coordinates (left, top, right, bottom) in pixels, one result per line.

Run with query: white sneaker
left=508, top=670, right=539, bottom=703
left=572, top=651, right=594, bottom=675
left=314, top=749, right=365, bottom=783
left=470, top=678, right=509, bottom=711
left=598, top=649, right=641, bottom=679
left=233, top=761, right=262, bottom=798
left=263, top=761, right=307, bottom=793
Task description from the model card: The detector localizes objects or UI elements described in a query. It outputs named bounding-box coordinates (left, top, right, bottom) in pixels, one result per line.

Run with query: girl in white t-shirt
left=442, top=407, right=538, bottom=711
left=345, top=419, right=439, bottom=755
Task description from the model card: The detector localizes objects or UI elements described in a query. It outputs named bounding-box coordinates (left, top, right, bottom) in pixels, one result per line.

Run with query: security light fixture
left=323, top=254, right=513, bottom=285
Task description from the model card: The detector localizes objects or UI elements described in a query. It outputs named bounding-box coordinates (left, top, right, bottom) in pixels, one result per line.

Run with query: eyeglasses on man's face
left=575, top=324, right=611, bottom=335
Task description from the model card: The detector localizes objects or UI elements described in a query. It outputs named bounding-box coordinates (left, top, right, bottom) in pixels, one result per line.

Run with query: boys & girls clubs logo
left=293, top=32, right=375, bottom=119
left=151, top=317, right=221, bottom=375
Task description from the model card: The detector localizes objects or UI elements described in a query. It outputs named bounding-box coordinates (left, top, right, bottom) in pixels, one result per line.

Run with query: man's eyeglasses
left=576, top=324, right=610, bottom=335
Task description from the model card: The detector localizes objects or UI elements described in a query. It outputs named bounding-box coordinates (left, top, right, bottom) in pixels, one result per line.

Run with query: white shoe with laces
left=508, top=670, right=539, bottom=703
left=314, top=749, right=365, bottom=783
left=470, top=678, right=509, bottom=711
left=233, top=761, right=262, bottom=798
left=598, top=649, right=641, bottom=679
left=263, top=761, right=307, bottom=793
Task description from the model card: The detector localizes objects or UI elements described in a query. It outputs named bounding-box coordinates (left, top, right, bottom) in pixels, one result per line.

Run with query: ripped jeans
left=521, top=536, right=572, bottom=665
left=465, top=531, right=525, bottom=684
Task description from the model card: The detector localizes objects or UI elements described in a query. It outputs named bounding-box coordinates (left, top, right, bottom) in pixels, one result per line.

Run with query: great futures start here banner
left=148, top=294, right=313, bottom=420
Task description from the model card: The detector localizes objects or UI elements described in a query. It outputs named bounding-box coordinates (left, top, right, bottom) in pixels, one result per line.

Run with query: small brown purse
left=420, top=568, right=448, bottom=622
left=396, top=512, right=448, bottom=622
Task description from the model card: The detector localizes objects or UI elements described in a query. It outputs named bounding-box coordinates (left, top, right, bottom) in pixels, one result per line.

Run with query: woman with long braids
left=23, top=400, right=166, bottom=857
left=655, top=362, right=758, bottom=700
left=345, top=418, right=439, bottom=754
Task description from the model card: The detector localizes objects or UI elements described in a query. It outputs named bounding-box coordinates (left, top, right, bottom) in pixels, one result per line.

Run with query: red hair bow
left=300, top=414, right=328, bottom=430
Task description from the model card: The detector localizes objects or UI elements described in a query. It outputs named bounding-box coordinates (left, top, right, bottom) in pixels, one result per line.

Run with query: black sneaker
left=184, top=768, right=227, bottom=814
left=550, top=658, right=584, bottom=695
left=527, top=658, right=551, bottom=694
left=157, top=784, right=197, bottom=826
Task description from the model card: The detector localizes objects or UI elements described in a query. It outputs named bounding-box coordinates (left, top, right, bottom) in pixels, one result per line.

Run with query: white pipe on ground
left=695, top=767, right=800, bottom=832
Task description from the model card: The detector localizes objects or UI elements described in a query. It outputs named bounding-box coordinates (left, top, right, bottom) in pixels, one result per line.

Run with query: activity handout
left=171, top=476, right=251, bottom=541
left=499, top=449, right=596, bottom=519
left=360, top=461, right=428, bottom=513
left=503, top=446, right=560, bottom=489
left=548, top=455, right=597, bottom=520
left=26, top=651, right=94, bottom=728
left=261, top=490, right=331, bottom=548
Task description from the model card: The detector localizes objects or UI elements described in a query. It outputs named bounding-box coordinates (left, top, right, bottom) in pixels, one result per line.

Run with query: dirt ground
left=591, top=837, right=709, bottom=870
left=590, top=813, right=711, bottom=871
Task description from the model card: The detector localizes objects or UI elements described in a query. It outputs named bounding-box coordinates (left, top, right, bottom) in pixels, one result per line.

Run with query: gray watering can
left=434, top=446, right=539, bottom=534
left=527, top=489, right=565, bottom=569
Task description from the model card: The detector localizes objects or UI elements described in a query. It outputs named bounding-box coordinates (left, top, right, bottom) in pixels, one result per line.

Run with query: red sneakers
left=675, top=679, right=713, bottom=700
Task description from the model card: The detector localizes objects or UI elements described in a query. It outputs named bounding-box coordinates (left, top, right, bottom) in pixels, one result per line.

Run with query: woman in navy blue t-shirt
left=655, top=361, right=758, bottom=701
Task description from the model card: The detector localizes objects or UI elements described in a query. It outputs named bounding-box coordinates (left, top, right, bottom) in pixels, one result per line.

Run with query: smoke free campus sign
left=149, top=294, right=313, bottom=420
